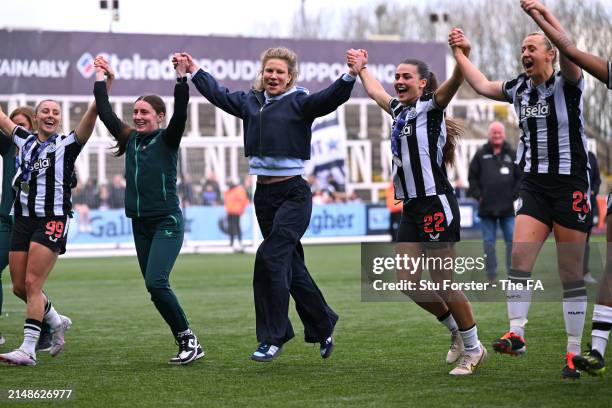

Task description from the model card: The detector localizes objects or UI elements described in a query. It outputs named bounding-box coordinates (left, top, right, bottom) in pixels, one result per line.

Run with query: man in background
left=468, top=121, right=522, bottom=283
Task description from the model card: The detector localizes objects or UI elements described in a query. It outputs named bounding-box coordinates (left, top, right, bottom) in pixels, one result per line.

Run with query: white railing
left=0, top=94, right=597, bottom=202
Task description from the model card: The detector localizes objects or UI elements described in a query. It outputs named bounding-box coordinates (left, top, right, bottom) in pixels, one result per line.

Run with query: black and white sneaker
left=168, top=332, right=204, bottom=365
left=320, top=336, right=335, bottom=359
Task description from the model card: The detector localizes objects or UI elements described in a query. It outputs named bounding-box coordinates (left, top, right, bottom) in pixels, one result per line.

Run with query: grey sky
left=0, top=0, right=379, bottom=37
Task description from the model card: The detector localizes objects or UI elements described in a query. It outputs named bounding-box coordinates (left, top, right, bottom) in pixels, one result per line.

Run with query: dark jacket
left=468, top=141, right=522, bottom=218
left=0, top=132, right=15, bottom=219
left=94, top=80, right=187, bottom=218
left=190, top=69, right=355, bottom=159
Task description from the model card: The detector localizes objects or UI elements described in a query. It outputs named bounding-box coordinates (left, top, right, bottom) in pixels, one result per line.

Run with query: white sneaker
left=50, top=315, right=72, bottom=357
left=584, top=273, right=598, bottom=284
left=446, top=330, right=464, bottom=364
left=0, top=348, right=36, bottom=366
left=168, top=332, right=204, bottom=365
left=449, top=343, right=487, bottom=375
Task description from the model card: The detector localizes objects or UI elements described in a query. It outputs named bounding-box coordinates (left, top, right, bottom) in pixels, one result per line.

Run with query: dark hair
left=112, top=95, right=167, bottom=156
left=399, top=59, right=460, bottom=166
left=399, top=59, right=439, bottom=95
left=135, top=95, right=166, bottom=116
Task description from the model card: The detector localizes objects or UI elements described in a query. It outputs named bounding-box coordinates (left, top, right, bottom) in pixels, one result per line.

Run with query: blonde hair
left=525, top=32, right=558, bottom=65
left=253, top=47, right=299, bottom=92
left=9, top=106, right=36, bottom=131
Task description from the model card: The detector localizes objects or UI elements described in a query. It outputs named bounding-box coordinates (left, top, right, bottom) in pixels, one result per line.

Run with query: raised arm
left=348, top=49, right=393, bottom=114
left=448, top=28, right=506, bottom=102
left=182, top=53, right=246, bottom=119
left=93, top=56, right=132, bottom=143
left=521, top=0, right=580, bottom=83
left=435, top=32, right=471, bottom=109
left=163, top=54, right=190, bottom=148
left=74, top=99, right=100, bottom=145
left=298, top=51, right=362, bottom=118
left=0, top=106, right=17, bottom=139
left=521, top=0, right=606, bottom=84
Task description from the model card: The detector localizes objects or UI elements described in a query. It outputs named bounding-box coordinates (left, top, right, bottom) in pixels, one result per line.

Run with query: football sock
left=507, top=269, right=532, bottom=339
left=562, top=280, right=587, bottom=355
left=21, top=318, right=42, bottom=355
left=437, top=310, right=458, bottom=333
left=591, top=304, right=612, bottom=357
left=459, top=324, right=481, bottom=354
left=44, top=299, right=62, bottom=330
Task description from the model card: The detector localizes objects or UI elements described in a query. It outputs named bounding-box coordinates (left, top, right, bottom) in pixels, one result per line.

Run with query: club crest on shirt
left=46, top=142, right=57, bottom=153
left=405, top=106, right=417, bottom=120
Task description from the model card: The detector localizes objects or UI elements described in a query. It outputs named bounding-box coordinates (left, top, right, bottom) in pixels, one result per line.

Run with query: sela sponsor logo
left=0, top=58, right=70, bottom=78
left=520, top=103, right=550, bottom=119
left=401, top=123, right=413, bottom=137
left=32, top=158, right=51, bottom=171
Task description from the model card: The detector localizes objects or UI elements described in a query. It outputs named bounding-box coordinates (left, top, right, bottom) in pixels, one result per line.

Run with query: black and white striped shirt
left=11, top=126, right=82, bottom=217
left=608, top=60, right=611, bottom=90
left=503, top=72, right=589, bottom=177
left=389, top=95, right=451, bottom=200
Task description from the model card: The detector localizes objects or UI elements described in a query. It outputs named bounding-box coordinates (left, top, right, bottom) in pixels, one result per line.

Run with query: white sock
left=459, top=324, right=481, bottom=353
left=177, top=328, right=192, bottom=337
left=20, top=319, right=41, bottom=356
left=562, top=281, right=587, bottom=355
left=44, top=300, right=62, bottom=330
left=507, top=269, right=532, bottom=339
left=437, top=310, right=458, bottom=333
left=592, top=304, right=612, bottom=357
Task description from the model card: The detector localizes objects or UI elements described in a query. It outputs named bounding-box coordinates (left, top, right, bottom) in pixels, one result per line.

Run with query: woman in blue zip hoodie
left=92, top=55, right=204, bottom=365
left=184, top=47, right=363, bottom=362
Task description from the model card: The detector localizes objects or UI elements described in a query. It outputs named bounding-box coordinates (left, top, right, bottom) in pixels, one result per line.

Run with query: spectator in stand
left=108, top=174, right=126, bottom=209
left=326, top=174, right=346, bottom=202
left=583, top=150, right=601, bottom=284
left=224, top=179, right=250, bottom=252
left=385, top=182, right=403, bottom=242
left=73, top=179, right=94, bottom=232
left=202, top=171, right=222, bottom=206
left=468, top=121, right=521, bottom=283
left=98, top=184, right=111, bottom=210
left=178, top=174, right=196, bottom=207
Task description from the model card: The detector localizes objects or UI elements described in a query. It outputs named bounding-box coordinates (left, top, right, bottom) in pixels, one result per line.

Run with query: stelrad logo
left=520, top=103, right=551, bottom=119
left=76, top=53, right=95, bottom=78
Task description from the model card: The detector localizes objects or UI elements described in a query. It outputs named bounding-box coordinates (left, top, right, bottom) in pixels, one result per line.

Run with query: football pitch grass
left=0, top=244, right=611, bottom=407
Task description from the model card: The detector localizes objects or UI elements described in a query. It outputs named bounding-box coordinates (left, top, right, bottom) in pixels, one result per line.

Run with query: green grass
left=0, top=244, right=611, bottom=407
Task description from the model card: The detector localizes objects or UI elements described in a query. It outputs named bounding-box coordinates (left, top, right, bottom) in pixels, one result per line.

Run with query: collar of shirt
left=264, top=86, right=308, bottom=104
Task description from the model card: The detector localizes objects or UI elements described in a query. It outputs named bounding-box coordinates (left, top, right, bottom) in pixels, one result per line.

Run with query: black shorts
left=397, top=192, right=460, bottom=243
left=516, top=174, right=590, bottom=232
left=10, top=215, right=70, bottom=255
